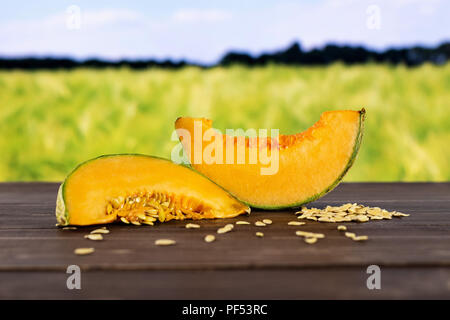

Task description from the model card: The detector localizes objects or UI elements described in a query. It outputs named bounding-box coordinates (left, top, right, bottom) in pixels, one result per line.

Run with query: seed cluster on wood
left=296, top=203, right=409, bottom=222
left=70, top=203, right=408, bottom=254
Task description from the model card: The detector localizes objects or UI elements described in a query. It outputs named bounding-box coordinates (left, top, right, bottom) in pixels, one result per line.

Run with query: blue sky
left=0, top=0, right=448, bottom=63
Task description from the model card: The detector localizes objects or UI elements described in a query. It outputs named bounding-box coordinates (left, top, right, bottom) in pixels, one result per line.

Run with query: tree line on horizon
left=0, top=41, right=449, bottom=70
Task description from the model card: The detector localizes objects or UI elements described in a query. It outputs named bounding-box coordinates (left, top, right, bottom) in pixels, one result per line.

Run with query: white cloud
left=0, top=2, right=448, bottom=63
left=0, top=8, right=142, bottom=33
left=82, top=9, right=142, bottom=27
left=172, top=9, right=232, bottom=23
left=0, top=8, right=147, bottom=59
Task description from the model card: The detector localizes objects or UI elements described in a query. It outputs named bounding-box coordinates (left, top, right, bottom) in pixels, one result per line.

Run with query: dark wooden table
left=0, top=182, right=449, bottom=299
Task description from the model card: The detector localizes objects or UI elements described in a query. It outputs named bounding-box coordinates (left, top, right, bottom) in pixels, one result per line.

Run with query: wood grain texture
left=1, top=268, right=449, bottom=299
left=0, top=182, right=449, bottom=299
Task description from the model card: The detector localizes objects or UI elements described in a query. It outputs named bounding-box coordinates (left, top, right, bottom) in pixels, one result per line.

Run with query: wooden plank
left=0, top=216, right=449, bottom=270
left=0, top=183, right=449, bottom=271
left=1, top=182, right=449, bottom=229
left=0, top=182, right=449, bottom=299
left=0, top=267, right=449, bottom=299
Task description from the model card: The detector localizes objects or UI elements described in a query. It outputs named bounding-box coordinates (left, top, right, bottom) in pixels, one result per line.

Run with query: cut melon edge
left=246, top=108, right=366, bottom=210
left=55, top=154, right=251, bottom=226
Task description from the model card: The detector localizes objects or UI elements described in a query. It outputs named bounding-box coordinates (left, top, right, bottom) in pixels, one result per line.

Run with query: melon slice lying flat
left=56, top=154, right=250, bottom=226
left=175, top=109, right=365, bottom=209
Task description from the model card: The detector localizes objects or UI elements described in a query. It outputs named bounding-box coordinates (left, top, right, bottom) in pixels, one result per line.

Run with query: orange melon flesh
left=175, top=109, right=365, bottom=209
left=56, top=155, right=250, bottom=226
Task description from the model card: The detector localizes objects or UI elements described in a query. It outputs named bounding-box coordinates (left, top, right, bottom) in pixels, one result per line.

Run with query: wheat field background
left=1, top=63, right=449, bottom=181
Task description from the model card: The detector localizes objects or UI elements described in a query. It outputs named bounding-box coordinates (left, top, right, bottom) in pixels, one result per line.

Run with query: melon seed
left=356, top=215, right=369, bottom=222
left=296, top=203, right=409, bottom=223
left=288, top=221, right=305, bottom=226
left=236, top=221, right=250, bottom=225
left=111, top=197, right=122, bottom=209
left=337, top=225, right=347, bottom=231
left=158, top=210, right=166, bottom=222
left=106, top=203, right=113, bottom=215
left=120, top=217, right=130, bottom=224
left=255, top=221, right=266, bottom=227
left=186, top=223, right=200, bottom=229
left=304, top=237, right=317, bottom=244
left=262, top=219, right=272, bottom=225
left=353, top=235, right=369, bottom=241
left=161, top=201, right=170, bottom=208
left=90, top=228, right=110, bottom=234
left=155, top=239, right=176, bottom=246
left=345, top=232, right=356, bottom=239
left=256, top=232, right=264, bottom=237
left=137, top=213, right=147, bottom=221
left=295, top=231, right=325, bottom=239
left=217, top=225, right=233, bottom=234
left=84, top=234, right=103, bottom=241
left=74, top=248, right=95, bottom=255
left=393, top=212, right=410, bottom=217
left=217, top=228, right=227, bottom=234
left=62, top=227, right=77, bottom=230
left=204, top=235, right=215, bottom=243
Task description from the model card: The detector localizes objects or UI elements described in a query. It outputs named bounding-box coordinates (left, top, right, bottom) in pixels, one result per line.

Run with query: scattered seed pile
left=84, top=234, right=103, bottom=241
left=68, top=203, right=409, bottom=255
left=296, top=203, right=409, bottom=223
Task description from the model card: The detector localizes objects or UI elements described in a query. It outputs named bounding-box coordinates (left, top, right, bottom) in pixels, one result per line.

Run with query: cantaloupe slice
left=175, top=109, right=365, bottom=209
left=56, top=155, right=250, bottom=226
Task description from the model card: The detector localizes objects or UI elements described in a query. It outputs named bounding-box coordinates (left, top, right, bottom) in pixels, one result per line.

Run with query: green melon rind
left=243, top=108, right=366, bottom=210
left=55, top=155, right=111, bottom=227
left=55, top=183, right=68, bottom=226
left=55, top=154, right=251, bottom=226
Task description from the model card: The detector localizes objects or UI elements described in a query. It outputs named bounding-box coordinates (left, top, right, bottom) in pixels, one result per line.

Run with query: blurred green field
left=0, top=63, right=449, bottom=181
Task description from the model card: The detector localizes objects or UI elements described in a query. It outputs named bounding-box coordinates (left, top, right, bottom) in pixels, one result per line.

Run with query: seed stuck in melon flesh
left=56, top=155, right=250, bottom=226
